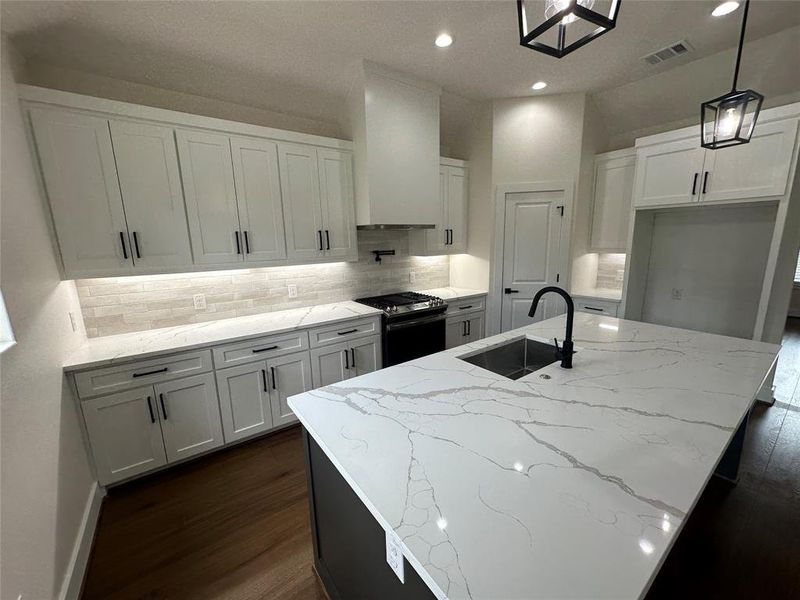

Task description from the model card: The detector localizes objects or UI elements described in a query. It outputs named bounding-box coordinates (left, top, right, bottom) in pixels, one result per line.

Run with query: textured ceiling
left=2, top=0, right=799, bottom=133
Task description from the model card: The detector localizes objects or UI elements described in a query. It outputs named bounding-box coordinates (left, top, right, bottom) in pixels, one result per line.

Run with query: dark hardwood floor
left=82, top=320, right=800, bottom=600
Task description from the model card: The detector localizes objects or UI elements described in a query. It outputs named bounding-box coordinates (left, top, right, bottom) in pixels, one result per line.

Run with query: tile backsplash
left=595, top=253, right=626, bottom=290
left=76, top=231, right=449, bottom=338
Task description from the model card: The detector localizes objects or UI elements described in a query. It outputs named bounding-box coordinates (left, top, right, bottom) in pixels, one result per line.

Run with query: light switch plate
left=385, top=529, right=405, bottom=583
left=288, top=284, right=298, bottom=298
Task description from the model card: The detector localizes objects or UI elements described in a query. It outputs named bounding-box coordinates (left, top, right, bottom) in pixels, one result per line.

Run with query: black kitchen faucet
left=528, top=286, right=575, bottom=369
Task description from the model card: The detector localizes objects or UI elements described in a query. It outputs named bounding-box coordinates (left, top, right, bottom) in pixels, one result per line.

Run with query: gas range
left=355, top=291, right=447, bottom=319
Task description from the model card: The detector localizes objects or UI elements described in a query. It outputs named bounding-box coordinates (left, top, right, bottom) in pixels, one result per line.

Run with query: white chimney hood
left=349, top=61, right=440, bottom=230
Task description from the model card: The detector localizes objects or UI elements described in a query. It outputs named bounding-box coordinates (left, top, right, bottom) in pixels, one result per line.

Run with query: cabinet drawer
left=309, top=317, right=381, bottom=348
left=447, top=296, right=485, bottom=315
left=75, top=350, right=213, bottom=399
left=575, top=299, right=619, bottom=317
left=213, top=330, right=309, bottom=368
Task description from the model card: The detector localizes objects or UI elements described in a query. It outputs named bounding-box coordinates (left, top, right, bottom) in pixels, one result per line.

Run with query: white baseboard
left=59, top=482, right=104, bottom=600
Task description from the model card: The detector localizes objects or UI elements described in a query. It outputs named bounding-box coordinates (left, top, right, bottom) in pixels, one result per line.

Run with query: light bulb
left=435, top=33, right=453, bottom=48
left=717, top=106, right=741, bottom=138
left=545, top=0, right=595, bottom=24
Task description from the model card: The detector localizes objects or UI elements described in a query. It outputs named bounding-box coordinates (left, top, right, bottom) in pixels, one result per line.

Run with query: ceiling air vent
left=642, top=40, right=694, bottom=65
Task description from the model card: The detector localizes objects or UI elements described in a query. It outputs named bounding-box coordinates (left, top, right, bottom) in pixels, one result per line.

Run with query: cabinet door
left=633, top=137, right=705, bottom=208
left=446, top=317, right=469, bottom=349
left=154, top=373, right=224, bottom=463
left=590, top=154, right=636, bottom=251
left=278, top=143, right=324, bottom=261
left=350, top=335, right=382, bottom=377
left=466, top=313, right=485, bottom=343
left=318, top=148, right=356, bottom=259
left=216, top=362, right=273, bottom=443
left=230, top=137, right=287, bottom=262
left=447, top=166, right=468, bottom=253
left=268, top=351, right=312, bottom=427
left=109, top=120, right=193, bottom=270
left=310, top=342, right=350, bottom=387
left=29, top=108, right=132, bottom=276
left=176, top=130, right=243, bottom=265
left=82, top=386, right=166, bottom=485
left=700, top=119, right=799, bottom=203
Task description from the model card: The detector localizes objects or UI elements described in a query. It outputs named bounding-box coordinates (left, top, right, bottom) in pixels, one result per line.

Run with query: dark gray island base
left=303, top=429, right=438, bottom=600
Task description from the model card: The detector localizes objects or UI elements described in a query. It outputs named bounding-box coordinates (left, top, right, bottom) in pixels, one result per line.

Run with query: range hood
left=349, top=61, right=441, bottom=230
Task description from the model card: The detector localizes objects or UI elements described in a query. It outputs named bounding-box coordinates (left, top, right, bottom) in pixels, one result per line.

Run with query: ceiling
left=2, top=0, right=799, bottom=132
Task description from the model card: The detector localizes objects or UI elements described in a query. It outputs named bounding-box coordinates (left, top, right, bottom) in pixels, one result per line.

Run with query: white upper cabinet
left=318, top=148, right=357, bottom=259
left=30, top=108, right=133, bottom=276
left=633, top=137, right=705, bottom=208
left=175, top=130, right=243, bottom=265
left=230, top=137, right=287, bottom=262
left=409, top=161, right=469, bottom=256
left=109, top=120, right=193, bottom=270
left=590, top=149, right=636, bottom=251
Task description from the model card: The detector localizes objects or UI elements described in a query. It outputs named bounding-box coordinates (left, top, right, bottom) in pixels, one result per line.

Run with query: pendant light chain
left=730, top=0, right=750, bottom=92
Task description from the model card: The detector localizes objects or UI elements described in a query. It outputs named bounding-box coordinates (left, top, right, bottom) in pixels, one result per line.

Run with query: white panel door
left=154, top=373, right=224, bottom=462
left=267, top=351, right=312, bottom=427
left=82, top=386, right=166, bottom=485
left=700, top=119, right=799, bottom=203
left=590, top=154, right=636, bottom=251
left=446, top=316, right=469, bottom=349
left=447, top=166, right=468, bottom=253
left=318, top=148, right=356, bottom=259
left=230, top=137, right=287, bottom=262
left=109, top=120, right=193, bottom=269
left=29, top=107, right=132, bottom=276
left=633, top=137, right=705, bottom=208
left=278, top=143, right=324, bottom=261
left=176, top=130, right=243, bottom=265
left=310, top=342, right=350, bottom=387
left=216, top=362, right=273, bottom=443
left=501, top=191, right=567, bottom=332
left=350, top=335, right=382, bottom=377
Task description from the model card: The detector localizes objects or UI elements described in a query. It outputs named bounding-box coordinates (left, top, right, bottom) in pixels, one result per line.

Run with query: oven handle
left=386, top=313, right=446, bottom=331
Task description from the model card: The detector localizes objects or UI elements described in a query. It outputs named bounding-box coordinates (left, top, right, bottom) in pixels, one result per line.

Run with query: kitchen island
left=288, top=313, right=778, bottom=600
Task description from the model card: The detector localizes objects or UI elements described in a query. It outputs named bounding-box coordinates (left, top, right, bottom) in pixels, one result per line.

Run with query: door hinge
left=557, top=205, right=564, bottom=217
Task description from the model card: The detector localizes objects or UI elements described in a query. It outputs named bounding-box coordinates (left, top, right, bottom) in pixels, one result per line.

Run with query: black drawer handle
left=582, top=306, right=604, bottom=312
left=132, top=367, right=168, bottom=378
left=458, top=305, right=473, bottom=310
left=252, top=345, right=279, bottom=354
left=337, top=328, right=358, bottom=335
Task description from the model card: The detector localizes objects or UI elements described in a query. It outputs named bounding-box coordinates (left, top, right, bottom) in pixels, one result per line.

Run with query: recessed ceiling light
left=531, top=81, right=548, bottom=90
left=435, top=33, right=453, bottom=48
left=712, top=1, right=740, bottom=17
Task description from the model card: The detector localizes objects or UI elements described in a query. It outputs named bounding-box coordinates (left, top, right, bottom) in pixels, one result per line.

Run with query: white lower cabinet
left=216, top=362, right=274, bottom=442
left=268, top=351, right=313, bottom=427
left=310, top=335, right=382, bottom=387
left=446, top=311, right=485, bottom=349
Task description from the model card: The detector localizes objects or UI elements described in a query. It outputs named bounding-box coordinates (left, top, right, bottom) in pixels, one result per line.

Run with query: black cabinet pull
left=132, top=231, right=142, bottom=258
left=444, top=229, right=449, bottom=245
left=132, top=367, right=168, bottom=378
left=325, top=230, right=331, bottom=250
left=448, top=229, right=453, bottom=245
left=467, top=319, right=471, bottom=336
left=261, top=369, right=268, bottom=393
left=318, top=230, right=323, bottom=251
left=235, top=231, right=241, bottom=254
left=350, top=348, right=356, bottom=369
left=119, top=232, right=128, bottom=259
left=504, top=288, right=519, bottom=294
left=583, top=306, right=604, bottom=312
left=159, top=393, right=168, bottom=420
left=146, top=396, right=155, bottom=424
left=691, top=172, right=698, bottom=195
left=462, top=320, right=467, bottom=337
left=702, top=171, right=710, bottom=194
left=270, top=366, right=276, bottom=390
left=243, top=231, right=250, bottom=254
left=458, top=305, right=473, bottom=310
left=343, top=349, right=349, bottom=370
left=252, top=345, right=279, bottom=354
left=337, top=328, right=358, bottom=336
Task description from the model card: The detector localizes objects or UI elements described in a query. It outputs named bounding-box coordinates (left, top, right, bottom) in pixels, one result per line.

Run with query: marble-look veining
left=288, top=313, right=778, bottom=600
left=64, top=301, right=381, bottom=371
left=416, top=287, right=488, bottom=301
left=571, top=288, right=623, bottom=302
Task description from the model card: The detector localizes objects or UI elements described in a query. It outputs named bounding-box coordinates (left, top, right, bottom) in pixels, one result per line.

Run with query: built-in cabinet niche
left=24, top=86, right=357, bottom=279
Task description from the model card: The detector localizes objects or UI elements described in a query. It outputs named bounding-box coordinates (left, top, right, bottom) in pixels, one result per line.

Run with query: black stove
left=355, top=292, right=447, bottom=366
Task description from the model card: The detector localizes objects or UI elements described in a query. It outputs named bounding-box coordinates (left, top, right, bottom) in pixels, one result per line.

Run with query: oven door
left=385, top=312, right=446, bottom=367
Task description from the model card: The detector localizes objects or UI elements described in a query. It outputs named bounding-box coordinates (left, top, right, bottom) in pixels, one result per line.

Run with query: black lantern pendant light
left=701, top=0, right=764, bottom=149
left=517, top=0, right=621, bottom=58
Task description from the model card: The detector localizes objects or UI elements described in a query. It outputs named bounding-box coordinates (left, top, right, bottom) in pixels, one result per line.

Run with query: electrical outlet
left=287, top=284, right=298, bottom=299
left=409, top=271, right=416, bottom=284
left=193, top=294, right=207, bottom=310
left=68, top=311, right=78, bottom=332
left=671, top=288, right=683, bottom=300
left=385, top=529, right=405, bottom=583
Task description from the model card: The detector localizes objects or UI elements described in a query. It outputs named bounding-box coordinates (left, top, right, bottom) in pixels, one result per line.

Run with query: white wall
left=0, top=37, right=95, bottom=600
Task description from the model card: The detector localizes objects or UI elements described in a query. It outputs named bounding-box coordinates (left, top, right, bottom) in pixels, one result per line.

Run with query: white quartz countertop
left=571, top=287, right=623, bottom=301
left=288, top=313, right=778, bottom=600
left=64, top=301, right=382, bottom=371
left=416, top=287, right=488, bottom=301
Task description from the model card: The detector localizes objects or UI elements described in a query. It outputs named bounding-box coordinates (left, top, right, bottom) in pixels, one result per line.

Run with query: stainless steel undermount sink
left=459, top=337, right=568, bottom=380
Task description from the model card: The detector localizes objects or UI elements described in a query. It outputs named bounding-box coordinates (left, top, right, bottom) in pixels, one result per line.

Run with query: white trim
left=488, top=181, right=574, bottom=335
left=58, top=482, right=105, bottom=600
left=17, top=85, right=352, bottom=150
left=594, top=146, right=636, bottom=161
left=439, top=156, right=468, bottom=168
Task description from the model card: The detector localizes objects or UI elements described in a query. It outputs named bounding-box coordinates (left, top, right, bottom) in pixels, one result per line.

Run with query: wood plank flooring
left=82, top=319, right=800, bottom=600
